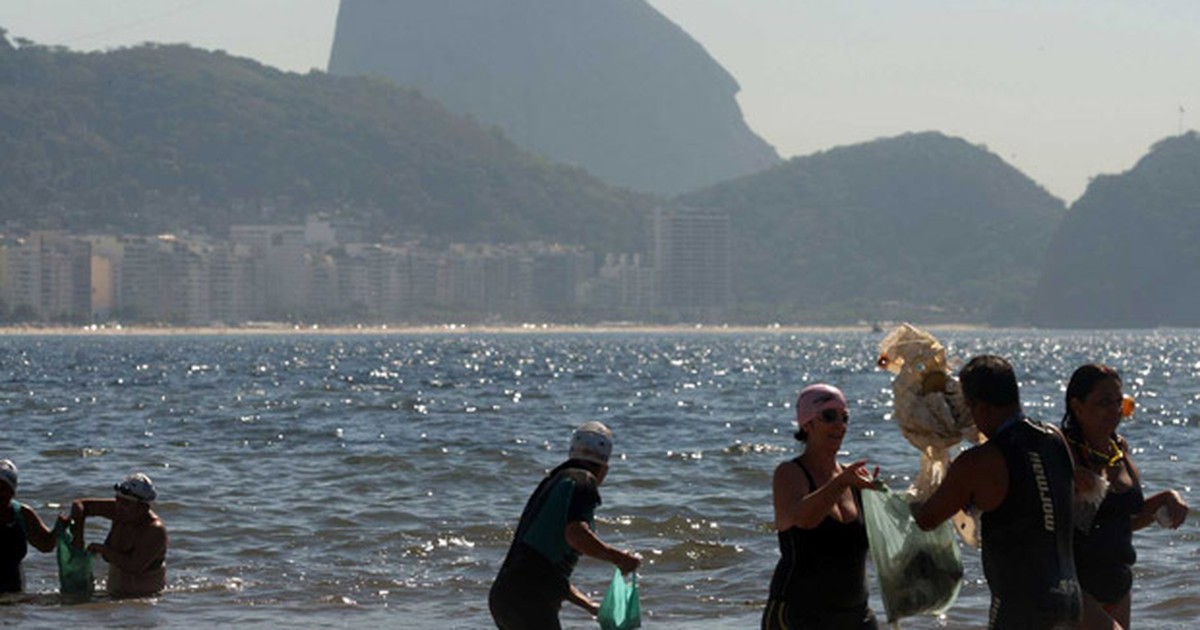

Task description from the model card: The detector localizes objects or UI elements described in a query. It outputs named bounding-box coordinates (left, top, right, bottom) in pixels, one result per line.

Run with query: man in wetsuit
left=70, top=472, right=167, bottom=598
left=489, top=422, right=641, bottom=629
left=913, top=355, right=1080, bottom=629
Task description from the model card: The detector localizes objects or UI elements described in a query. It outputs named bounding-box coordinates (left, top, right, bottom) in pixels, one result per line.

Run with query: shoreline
left=0, top=322, right=992, bottom=336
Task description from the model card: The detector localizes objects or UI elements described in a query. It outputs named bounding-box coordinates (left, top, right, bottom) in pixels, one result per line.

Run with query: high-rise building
left=651, top=207, right=731, bottom=319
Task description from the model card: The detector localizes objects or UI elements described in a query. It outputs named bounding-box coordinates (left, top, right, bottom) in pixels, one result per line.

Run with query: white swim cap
left=0, top=460, right=16, bottom=491
left=569, top=422, right=613, bottom=465
left=114, top=472, right=158, bottom=503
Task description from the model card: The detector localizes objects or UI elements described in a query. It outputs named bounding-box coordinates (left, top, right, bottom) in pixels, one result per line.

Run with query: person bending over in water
left=71, top=472, right=167, bottom=598
left=0, top=460, right=57, bottom=593
left=763, top=383, right=880, bottom=630
left=913, top=355, right=1081, bottom=629
left=1062, top=364, right=1189, bottom=630
left=489, top=422, right=641, bottom=629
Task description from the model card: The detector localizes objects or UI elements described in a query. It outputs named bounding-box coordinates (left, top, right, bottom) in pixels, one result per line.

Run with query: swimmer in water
left=70, top=472, right=167, bottom=598
left=0, top=460, right=58, bottom=593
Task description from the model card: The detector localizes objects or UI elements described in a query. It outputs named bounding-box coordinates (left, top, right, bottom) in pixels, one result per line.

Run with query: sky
left=1, top=0, right=1197, bottom=203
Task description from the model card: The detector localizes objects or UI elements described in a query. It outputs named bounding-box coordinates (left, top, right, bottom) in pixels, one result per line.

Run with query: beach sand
left=0, top=322, right=989, bottom=336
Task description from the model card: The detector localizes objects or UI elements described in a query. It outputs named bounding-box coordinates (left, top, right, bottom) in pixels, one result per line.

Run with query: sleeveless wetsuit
left=0, top=500, right=29, bottom=593
left=489, top=461, right=601, bottom=630
left=762, top=460, right=878, bottom=630
left=982, top=417, right=1081, bottom=629
left=1074, top=455, right=1143, bottom=605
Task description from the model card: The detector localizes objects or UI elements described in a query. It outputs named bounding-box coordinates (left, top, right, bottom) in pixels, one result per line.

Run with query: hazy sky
left=2, top=0, right=1197, bottom=202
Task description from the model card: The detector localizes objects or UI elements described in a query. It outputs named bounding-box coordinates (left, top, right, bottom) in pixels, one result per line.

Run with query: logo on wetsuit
left=1028, top=452, right=1055, bottom=531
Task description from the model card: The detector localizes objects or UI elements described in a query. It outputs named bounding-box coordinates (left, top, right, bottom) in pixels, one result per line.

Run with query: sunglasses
left=817, top=408, right=850, bottom=424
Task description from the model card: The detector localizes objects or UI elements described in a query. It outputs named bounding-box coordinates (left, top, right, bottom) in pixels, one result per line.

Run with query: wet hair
left=1061, top=363, right=1122, bottom=438
left=958, top=355, right=1019, bottom=408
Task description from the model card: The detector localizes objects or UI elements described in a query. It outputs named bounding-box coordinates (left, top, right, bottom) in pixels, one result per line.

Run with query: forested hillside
left=680, top=132, right=1067, bottom=323
left=0, top=32, right=652, bottom=251
left=1032, top=132, right=1200, bottom=327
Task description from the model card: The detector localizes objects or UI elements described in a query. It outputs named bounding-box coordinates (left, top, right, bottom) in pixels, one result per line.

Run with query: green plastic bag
left=598, top=568, right=640, bottom=630
left=862, top=484, right=962, bottom=623
left=54, top=522, right=94, bottom=597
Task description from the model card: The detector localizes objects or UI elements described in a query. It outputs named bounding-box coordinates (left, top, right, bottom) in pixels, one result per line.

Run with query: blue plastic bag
left=598, top=568, right=640, bottom=630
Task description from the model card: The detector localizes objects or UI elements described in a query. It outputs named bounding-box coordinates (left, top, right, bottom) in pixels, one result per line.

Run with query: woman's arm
left=774, top=459, right=872, bottom=531
left=1133, top=489, right=1189, bottom=531
left=565, top=581, right=600, bottom=616
left=564, top=520, right=641, bottom=574
left=71, top=498, right=117, bottom=521
left=19, top=504, right=56, bottom=553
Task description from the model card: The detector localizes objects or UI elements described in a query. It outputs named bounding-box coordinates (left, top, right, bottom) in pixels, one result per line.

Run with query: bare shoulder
left=953, top=442, right=1008, bottom=511
left=952, top=442, right=1004, bottom=473
left=773, top=459, right=808, bottom=493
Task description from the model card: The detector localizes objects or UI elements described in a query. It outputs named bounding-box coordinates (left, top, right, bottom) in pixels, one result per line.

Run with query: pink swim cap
left=795, top=384, right=848, bottom=431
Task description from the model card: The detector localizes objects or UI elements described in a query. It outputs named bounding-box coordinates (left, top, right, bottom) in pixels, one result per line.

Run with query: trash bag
left=54, top=521, right=94, bottom=596
left=862, top=484, right=963, bottom=623
left=598, top=568, right=641, bottom=630
left=877, top=322, right=982, bottom=547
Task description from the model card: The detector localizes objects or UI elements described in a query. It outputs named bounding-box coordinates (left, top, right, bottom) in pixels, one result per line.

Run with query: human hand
left=615, top=550, right=642, bottom=575
left=86, top=543, right=105, bottom=556
left=1157, top=490, right=1189, bottom=529
left=837, top=460, right=877, bottom=490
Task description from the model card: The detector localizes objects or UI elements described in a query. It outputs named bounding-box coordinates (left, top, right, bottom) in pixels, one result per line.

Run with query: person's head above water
left=958, top=355, right=1019, bottom=408
left=569, top=421, right=613, bottom=466
left=794, top=383, right=848, bottom=442
left=114, top=472, right=158, bottom=503
left=0, top=459, right=17, bottom=493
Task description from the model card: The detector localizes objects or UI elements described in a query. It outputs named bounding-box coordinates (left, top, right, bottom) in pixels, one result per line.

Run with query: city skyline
left=1, top=1, right=1197, bottom=203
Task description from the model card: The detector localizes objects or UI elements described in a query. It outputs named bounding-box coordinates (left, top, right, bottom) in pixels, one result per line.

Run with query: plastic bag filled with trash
left=862, top=482, right=963, bottom=623
left=54, top=521, right=94, bottom=597
left=877, top=322, right=982, bottom=545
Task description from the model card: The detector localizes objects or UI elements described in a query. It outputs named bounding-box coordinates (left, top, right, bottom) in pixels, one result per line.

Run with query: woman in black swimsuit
left=763, top=383, right=879, bottom=630
left=1063, top=364, right=1189, bottom=630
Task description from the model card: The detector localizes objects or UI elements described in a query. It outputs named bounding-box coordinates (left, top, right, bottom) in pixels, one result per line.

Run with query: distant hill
left=679, top=132, right=1066, bottom=324
left=328, top=0, right=780, bottom=195
left=1031, top=132, right=1200, bottom=327
left=0, top=31, right=651, bottom=251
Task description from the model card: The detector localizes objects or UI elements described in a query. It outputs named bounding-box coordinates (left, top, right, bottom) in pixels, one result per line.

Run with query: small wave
left=646, top=539, right=748, bottom=571
left=39, top=447, right=109, bottom=458
left=722, top=442, right=787, bottom=456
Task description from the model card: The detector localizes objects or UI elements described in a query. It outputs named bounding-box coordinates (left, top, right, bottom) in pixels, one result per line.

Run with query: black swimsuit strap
left=793, top=458, right=817, bottom=490
left=793, top=459, right=864, bottom=521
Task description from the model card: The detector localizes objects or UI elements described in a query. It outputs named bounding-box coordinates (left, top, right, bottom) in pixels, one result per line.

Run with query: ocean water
left=0, top=329, right=1197, bottom=628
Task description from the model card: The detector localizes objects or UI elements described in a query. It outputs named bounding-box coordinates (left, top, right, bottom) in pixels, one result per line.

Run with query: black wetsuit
left=489, top=461, right=601, bottom=630
left=762, top=460, right=878, bottom=630
left=982, top=417, right=1081, bottom=629
left=1074, top=455, right=1144, bottom=605
left=0, top=501, right=28, bottom=593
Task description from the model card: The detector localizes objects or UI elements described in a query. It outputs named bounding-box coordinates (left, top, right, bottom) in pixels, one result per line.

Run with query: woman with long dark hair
left=1062, top=364, right=1189, bottom=629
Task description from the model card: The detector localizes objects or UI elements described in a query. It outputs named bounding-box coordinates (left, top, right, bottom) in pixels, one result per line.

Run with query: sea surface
left=1, top=329, right=1197, bottom=628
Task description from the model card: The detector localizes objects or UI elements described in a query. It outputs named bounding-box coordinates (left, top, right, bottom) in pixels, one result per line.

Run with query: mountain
left=0, top=32, right=651, bottom=251
left=327, top=0, right=779, bottom=195
left=679, top=132, right=1066, bottom=324
left=1031, top=132, right=1200, bottom=327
